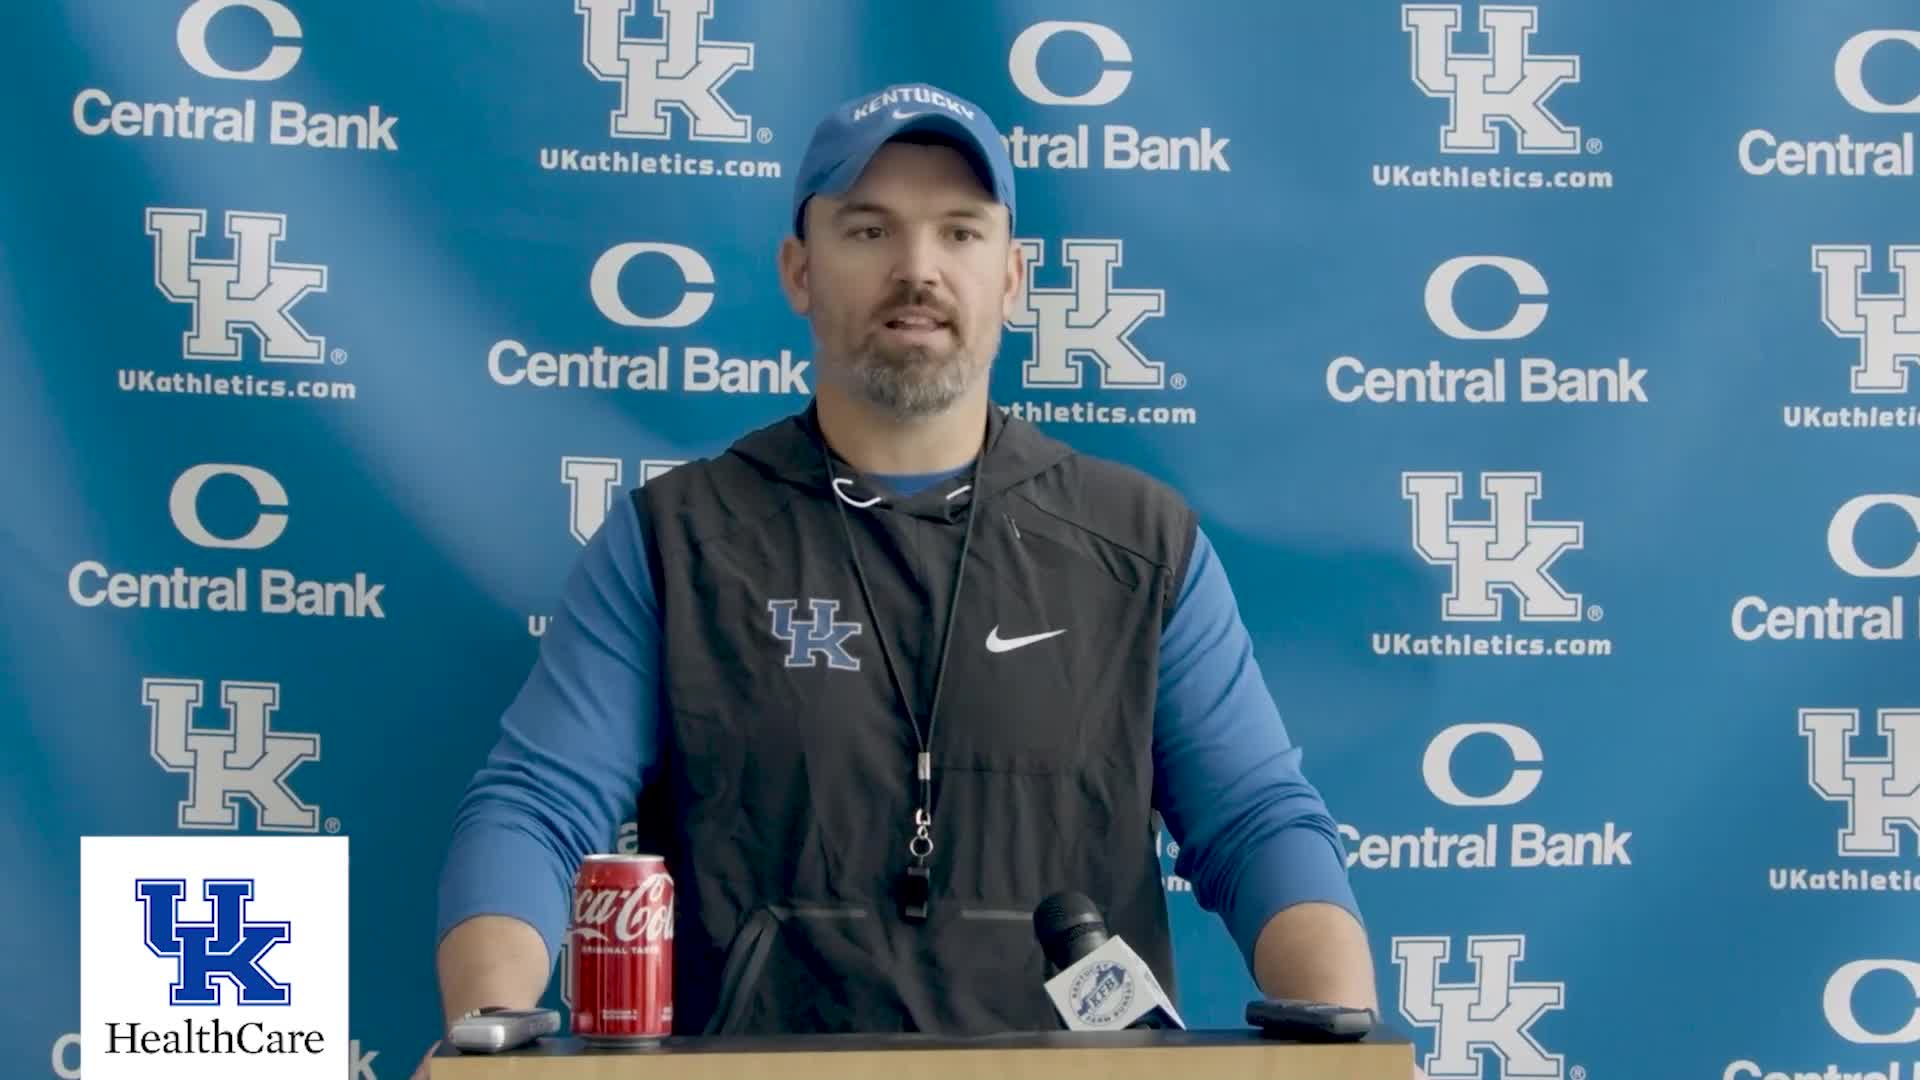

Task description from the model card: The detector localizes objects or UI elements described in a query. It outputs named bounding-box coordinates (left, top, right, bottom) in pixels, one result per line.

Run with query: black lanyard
left=821, top=443, right=983, bottom=923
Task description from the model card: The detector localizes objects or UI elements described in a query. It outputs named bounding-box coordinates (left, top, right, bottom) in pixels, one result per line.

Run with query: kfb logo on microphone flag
left=81, top=835, right=348, bottom=1080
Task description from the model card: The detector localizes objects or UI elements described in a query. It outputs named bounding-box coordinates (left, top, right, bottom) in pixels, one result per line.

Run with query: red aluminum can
left=569, top=853, right=674, bottom=1042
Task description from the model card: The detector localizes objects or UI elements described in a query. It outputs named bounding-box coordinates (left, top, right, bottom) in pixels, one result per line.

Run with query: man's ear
left=778, top=232, right=810, bottom=316
left=1001, top=227, right=1026, bottom=319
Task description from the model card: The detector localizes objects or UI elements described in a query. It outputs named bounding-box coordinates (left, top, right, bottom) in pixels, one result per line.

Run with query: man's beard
left=823, top=292, right=990, bottom=419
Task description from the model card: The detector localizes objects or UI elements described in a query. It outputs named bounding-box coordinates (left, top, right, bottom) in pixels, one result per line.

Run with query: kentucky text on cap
left=791, top=82, right=1018, bottom=237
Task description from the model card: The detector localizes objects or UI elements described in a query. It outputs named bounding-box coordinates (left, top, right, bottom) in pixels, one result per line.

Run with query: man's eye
left=848, top=225, right=884, bottom=239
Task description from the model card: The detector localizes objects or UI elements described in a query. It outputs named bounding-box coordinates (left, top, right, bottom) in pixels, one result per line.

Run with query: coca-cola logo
left=572, top=872, right=673, bottom=944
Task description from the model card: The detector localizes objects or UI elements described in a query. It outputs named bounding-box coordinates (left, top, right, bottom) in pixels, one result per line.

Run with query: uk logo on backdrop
left=80, top=835, right=348, bottom=1080
left=524, top=457, right=686, bottom=638
left=131, top=208, right=356, bottom=404
left=1791, top=244, right=1920, bottom=431
left=1375, top=4, right=1613, bottom=191
left=486, top=241, right=809, bottom=396
left=1393, top=934, right=1569, bottom=1080
left=1373, top=471, right=1611, bottom=660
left=1739, top=29, right=1920, bottom=180
left=71, top=0, right=399, bottom=152
left=999, top=237, right=1198, bottom=428
left=545, top=0, right=781, bottom=181
left=144, top=677, right=329, bottom=835
left=1772, top=706, right=1920, bottom=897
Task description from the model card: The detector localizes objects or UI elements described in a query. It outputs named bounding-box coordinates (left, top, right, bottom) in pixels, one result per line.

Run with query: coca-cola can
left=569, top=853, right=673, bottom=1043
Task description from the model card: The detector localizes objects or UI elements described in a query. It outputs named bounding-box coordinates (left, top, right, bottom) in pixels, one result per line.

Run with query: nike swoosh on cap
left=985, top=626, right=1067, bottom=654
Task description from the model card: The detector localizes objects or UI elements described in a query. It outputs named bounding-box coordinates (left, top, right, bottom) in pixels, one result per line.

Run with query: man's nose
left=891, top=230, right=942, bottom=287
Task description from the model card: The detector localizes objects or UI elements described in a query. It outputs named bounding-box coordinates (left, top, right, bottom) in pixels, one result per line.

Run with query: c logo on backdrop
left=1825, top=960, right=1920, bottom=1043
left=176, top=0, right=303, bottom=82
left=169, top=464, right=290, bottom=550
left=1422, top=723, right=1544, bottom=807
left=1008, top=21, right=1133, bottom=106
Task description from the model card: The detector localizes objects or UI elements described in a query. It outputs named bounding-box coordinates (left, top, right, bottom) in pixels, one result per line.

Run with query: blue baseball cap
left=791, top=82, right=1017, bottom=237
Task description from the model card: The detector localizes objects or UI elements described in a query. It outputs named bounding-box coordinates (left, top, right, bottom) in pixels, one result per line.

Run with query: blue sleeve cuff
left=1217, top=826, right=1362, bottom=971
left=436, top=821, right=576, bottom=970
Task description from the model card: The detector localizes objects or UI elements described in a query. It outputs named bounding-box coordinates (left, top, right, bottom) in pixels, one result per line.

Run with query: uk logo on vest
left=769, top=599, right=863, bottom=671
left=80, top=835, right=349, bottom=1080
left=1374, top=471, right=1612, bottom=659
left=72, top=0, right=397, bottom=152
left=1375, top=4, right=1613, bottom=192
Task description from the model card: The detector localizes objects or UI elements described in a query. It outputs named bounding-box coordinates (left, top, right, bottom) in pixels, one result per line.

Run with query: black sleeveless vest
left=630, top=404, right=1197, bottom=1035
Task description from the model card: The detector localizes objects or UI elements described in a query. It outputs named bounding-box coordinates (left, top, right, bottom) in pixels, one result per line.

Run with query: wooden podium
left=428, top=1027, right=1414, bottom=1079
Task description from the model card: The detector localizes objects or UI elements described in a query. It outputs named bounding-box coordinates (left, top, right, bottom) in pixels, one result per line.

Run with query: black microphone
left=1032, top=892, right=1185, bottom=1031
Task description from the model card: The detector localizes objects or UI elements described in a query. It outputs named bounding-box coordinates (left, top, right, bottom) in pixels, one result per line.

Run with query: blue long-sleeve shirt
left=437, top=468, right=1358, bottom=983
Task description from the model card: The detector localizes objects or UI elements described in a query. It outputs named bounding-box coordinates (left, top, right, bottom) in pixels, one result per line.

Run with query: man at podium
left=430, top=80, right=1377, bottom=1045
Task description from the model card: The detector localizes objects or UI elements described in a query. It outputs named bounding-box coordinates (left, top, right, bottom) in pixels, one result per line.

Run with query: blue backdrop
left=6, top=2, right=1919, bottom=1078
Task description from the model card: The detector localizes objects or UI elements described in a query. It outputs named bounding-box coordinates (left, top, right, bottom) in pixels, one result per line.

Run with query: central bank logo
left=1404, top=4, right=1580, bottom=155
left=1405, top=472, right=1584, bottom=621
left=1739, top=31, right=1920, bottom=179
left=146, top=678, right=322, bottom=833
left=1394, top=935, right=1566, bottom=1080
left=135, top=878, right=289, bottom=1005
left=768, top=599, right=862, bottom=671
left=1423, top=723, right=1543, bottom=806
left=489, top=242, right=806, bottom=394
left=1731, top=494, right=1915, bottom=642
left=577, top=0, right=754, bottom=142
left=1329, top=256, right=1647, bottom=405
left=1812, top=245, right=1920, bottom=395
left=1803, top=707, right=1920, bottom=857
left=1006, top=238, right=1167, bottom=390
left=147, top=208, right=327, bottom=364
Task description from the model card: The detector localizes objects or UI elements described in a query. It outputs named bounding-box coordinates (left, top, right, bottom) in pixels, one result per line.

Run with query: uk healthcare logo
left=82, top=836, right=348, bottom=1079
left=1739, top=30, right=1920, bottom=180
left=1003, top=20, right=1229, bottom=173
left=1393, top=934, right=1567, bottom=1080
left=135, top=879, right=290, bottom=1006
left=1376, top=5, right=1610, bottom=191
left=1328, top=256, right=1648, bottom=406
left=145, top=677, right=324, bottom=834
left=488, top=242, right=808, bottom=394
left=73, top=0, right=398, bottom=151
left=1375, top=472, right=1608, bottom=659
left=547, top=0, right=779, bottom=180
left=768, top=599, right=863, bottom=671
